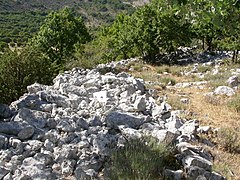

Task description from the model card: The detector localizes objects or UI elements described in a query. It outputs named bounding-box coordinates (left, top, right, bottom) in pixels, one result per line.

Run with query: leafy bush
left=105, top=136, right=180, bottom=180
left=0, top=48, right=54, bottom=104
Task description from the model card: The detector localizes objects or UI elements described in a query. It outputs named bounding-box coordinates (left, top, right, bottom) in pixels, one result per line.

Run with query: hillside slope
left=0, top=0, right=139, bottom=43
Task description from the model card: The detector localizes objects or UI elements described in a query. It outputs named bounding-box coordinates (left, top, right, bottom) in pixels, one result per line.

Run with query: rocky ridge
left=0, top=58, right=226, bottom=179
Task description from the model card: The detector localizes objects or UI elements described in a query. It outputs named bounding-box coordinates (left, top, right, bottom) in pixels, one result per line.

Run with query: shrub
left=217, top=127, right=240, bottom=153
left=204, top=72, right=230, bottom=88
left=167, top=95, right=188, bottom=110
left=197, top=65, right=211, bottom=73
left=0, top=48, right=55, bottom=104
left=228, top=95, right=240, bottom=112
left=156, top=65, right=183, bottom=77
left=159, top=77, right=176, bottom=86
left=105, top=136, right=181, bottom=180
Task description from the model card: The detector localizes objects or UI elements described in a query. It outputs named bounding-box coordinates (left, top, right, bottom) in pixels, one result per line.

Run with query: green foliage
left=0, top=11, right=46, bottom=44
left=0, top=1, right=134, bottom=46
left=30, top=8, right=91, bottom=68
left=0, top=48, right=54, bottom=104
left=0, top=41, right=7, bottom=51
left=102, top=0, right=193, bottom=63
left=105, top=136, right=180, bottom=180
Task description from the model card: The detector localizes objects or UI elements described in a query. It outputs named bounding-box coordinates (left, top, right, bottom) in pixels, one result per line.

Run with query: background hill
left=0, top=0, right=149, bottom=44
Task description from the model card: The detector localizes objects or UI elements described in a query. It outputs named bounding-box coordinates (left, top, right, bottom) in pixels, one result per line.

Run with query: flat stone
left=183, top=155, right=212, bottom=171
left=0, top=166, right=10, bottom=179
left=17, top=126, right=35, bottom=140
left=14, top=108, right=48, bottom=129
left=105, top=111, right=145, bottom=129
left=179, top=120, right=199, bottom=135
left=0, top=121, right=26, bottom=135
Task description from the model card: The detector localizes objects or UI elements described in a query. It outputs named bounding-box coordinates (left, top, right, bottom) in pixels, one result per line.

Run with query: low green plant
left=105, top=136, right=180, bottom=180
left=204, top=72, right=230, bottom=88
left=167, top=95, right=188, bottom=110
left=197, top=65, right=212, bottom=73
left=156, top=65, right=170, bottom=74
left=228, top=95, right=240, bottom=112
left=156, top=65, right=183, bottom=77
left=217, top=127, right=240, bottom=153
left=159, top=77, right=176, bottom=86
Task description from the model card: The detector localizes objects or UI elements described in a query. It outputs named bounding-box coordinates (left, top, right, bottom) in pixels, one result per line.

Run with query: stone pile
left=0, top=62, right=225, bottom=179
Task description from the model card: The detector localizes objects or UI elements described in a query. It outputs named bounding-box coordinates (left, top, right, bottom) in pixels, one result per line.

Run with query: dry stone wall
left=0, top=59, right=225, bottom=179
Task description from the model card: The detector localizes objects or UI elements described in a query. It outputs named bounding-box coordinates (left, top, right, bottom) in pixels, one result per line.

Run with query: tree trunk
left=236, top=50, right=239, bottom=63
left=202, top=38, right=205, bottom=50
left=232, top=50, right=236, bottom=63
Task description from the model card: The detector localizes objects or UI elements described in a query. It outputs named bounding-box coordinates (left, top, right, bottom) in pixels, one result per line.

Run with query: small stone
left=44, top=139, right=54, bottom=152
left=180, top=98, right=190, bottom=104
left=197, top=126, right=211, bottom=134
left=9, top=137, right=22, bottom=149
left=164, top=169, right=183, bottom=180
left=133, top=95, right=146, bottom=112
left=203, top=171, right=226, bottom=180
left=180, top=120, right=199, bottom=136
left=226, top=75, right=238, bottom=87
left=61, top=159, right=76, bottom=176
left=27, top=82, right=45, bottom=94
left=0, top=135, right=7, bottom=149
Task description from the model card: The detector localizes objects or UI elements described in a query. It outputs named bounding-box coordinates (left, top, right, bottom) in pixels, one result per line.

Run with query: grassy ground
left=124, top=60, right=240, bottom=179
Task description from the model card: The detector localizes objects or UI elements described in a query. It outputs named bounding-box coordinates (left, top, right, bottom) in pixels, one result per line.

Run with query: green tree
left=103, top=0, right=192, bottom=62
left=30, top=8, right=91, bottom=68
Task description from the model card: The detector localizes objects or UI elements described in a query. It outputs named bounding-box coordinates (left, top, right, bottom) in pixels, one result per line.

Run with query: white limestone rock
left=213, top=86, right=235, bottom=96
left=133, top=95, right=147, bottom=112
left=226, top=75, right=238, bottom=87
left=183, top=155, right=212, bottom=171
left=164, top=169, right=183, bottom=180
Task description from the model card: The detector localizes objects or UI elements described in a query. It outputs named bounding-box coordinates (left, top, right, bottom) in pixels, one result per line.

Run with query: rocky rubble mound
left=0, top=61, right=225, bottom=179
